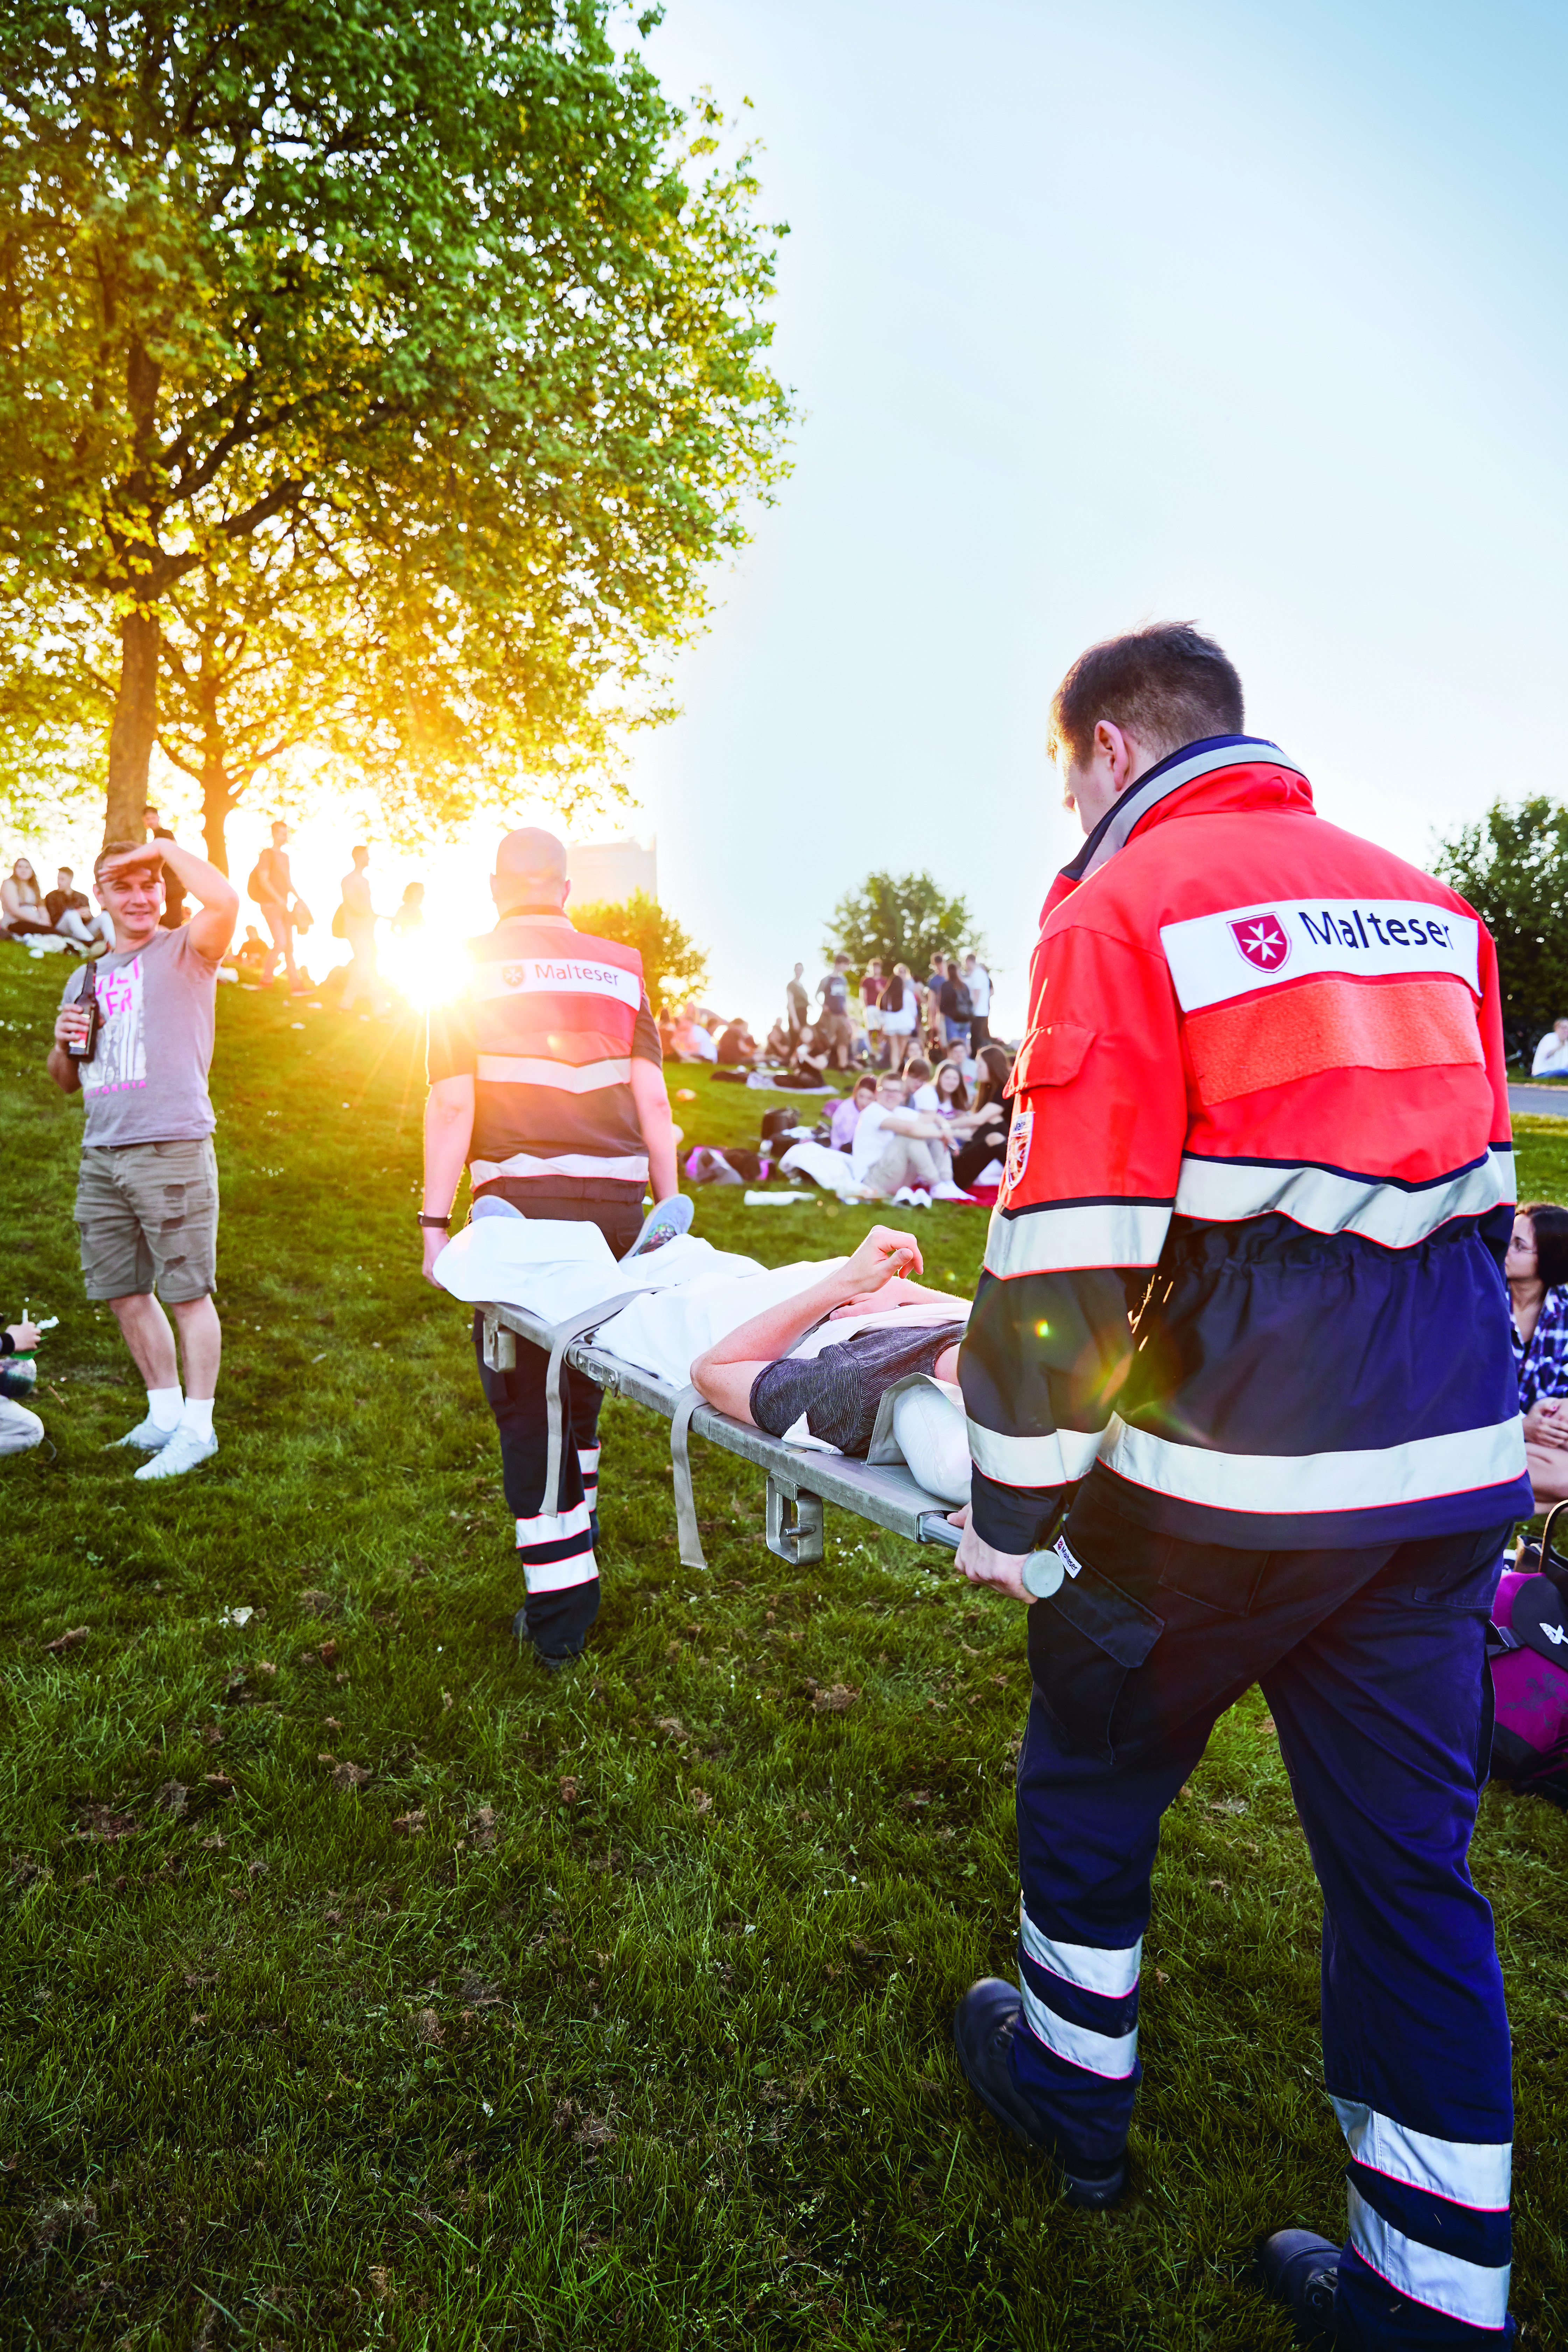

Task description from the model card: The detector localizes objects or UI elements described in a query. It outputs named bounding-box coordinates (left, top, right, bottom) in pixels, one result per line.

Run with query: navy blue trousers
left=470, top=1188, right=643, bottom=1656
left=1013, top=1481, right=1514, bottom=2347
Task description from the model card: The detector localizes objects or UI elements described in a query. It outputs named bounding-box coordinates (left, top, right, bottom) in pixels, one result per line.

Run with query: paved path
left=1510, top=1084, right=1568, bottom=1120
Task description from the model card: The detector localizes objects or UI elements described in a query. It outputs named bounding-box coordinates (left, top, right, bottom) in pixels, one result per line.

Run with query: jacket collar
left=1058, top=734, right=1308, bottom=886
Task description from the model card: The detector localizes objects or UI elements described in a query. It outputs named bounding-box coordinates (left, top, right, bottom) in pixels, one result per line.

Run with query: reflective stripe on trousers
left=1007, top=1508, right=1514, bottom=2346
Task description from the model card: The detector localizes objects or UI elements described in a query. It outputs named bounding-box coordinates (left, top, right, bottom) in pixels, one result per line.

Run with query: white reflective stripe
left=1101, top=1414, right=1527, bottom=1514
left=471, top=1150, right=649, bottom=1183
left=515, top=1499, right=593, bottom=1546
left=1331, top=2097, right=1511, bottom=2211
left=984, top=1200, right=1172, bottom=1277
left=1175, top=1152, right=1513, bottom=1247
left=1018, top=1972, right=1139, bottom=2079
left=1020, top=1903, right=1141, bottom=1997
left=475, top=1054, right=633, bottom=1092
left=1347, top=2184, right=1510, bottom=2331
left=578, top=1447, right=601, bottom=1466
left=472, top=956, right=642, bottom=1007
left=521, top=1550, right=600, bottom=1595
left=967, top=1419, right=1108, bottom=1488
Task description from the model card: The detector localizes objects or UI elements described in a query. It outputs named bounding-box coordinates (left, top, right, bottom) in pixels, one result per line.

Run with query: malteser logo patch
left=1002, top=1107, right=1034, bottom=1201
left=1160, top=898, right=1481, bottom=1014
left=1229, top=913, right=1291, bottom=972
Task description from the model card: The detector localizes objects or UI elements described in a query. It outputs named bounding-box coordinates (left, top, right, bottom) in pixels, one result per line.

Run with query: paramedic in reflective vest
left=420, top=828, right=678, bottom=1666
left=949, top=626, right=1527, bottom=2349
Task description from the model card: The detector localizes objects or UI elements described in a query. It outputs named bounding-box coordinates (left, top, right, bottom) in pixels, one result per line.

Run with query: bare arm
left=421, top=1073, right=475, bottom=1287
left=691, top=1228, right=923, bottom=1421
left=159, top=840, right=240, bottom=960
left=630, top=1057, right=680, bottom=1202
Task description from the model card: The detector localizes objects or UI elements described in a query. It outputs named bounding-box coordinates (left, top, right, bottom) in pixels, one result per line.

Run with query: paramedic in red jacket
left=951, top=626, right=1526, bottom=2350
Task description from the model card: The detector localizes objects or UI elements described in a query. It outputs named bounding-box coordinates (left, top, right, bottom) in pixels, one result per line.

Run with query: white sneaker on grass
left=134, top=1428, right=218, bottom=1481
left=110, top=1415, right=178, bottom=1452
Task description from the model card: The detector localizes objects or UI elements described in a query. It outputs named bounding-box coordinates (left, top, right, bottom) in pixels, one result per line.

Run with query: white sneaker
left=891, top=1186, right=917, bottom=1206
left=932, top=1180, right=975, bottom=1202
left=910, top=1189, right=933, bottom=1209
left=111, top=1415, right=179, bottom=1452
left=134, top=1428, right=218, bottom=1481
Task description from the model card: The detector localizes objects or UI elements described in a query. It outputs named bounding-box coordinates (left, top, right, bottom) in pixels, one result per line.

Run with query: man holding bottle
left=47, top=835, right=239, bottom=1479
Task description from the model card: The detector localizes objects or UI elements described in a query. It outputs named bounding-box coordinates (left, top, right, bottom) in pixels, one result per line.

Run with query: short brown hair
left=94, top=839, right=153, bottom=882
left=1522, top=1202, right=1568, bottom=1289
left=1049, top=623, right=1244, bottom=768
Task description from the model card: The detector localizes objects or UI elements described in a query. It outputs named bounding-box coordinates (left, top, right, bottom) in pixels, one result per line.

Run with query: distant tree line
left=1433, top=796, right=1568, bottom=1053
left=825, top=869, right=982, bottom=981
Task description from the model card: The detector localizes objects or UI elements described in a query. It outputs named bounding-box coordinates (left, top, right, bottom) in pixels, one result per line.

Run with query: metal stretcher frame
left=480, top=1301, right=964, bottom=1571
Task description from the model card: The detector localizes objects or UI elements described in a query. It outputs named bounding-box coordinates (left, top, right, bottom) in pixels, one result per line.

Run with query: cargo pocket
left=1027, top=1560, right=1164, bottom=1764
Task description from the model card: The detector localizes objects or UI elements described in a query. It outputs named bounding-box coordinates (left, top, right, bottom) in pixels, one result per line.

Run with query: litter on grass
left=743, top=1191, right=818, bottom=1208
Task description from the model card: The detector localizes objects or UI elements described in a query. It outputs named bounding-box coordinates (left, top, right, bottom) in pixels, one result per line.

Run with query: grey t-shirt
left=60, top=926, right=219, bottom=1147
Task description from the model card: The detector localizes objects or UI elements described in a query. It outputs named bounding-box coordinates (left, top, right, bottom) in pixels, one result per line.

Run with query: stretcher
left=478, top=1298, right=964, bottom=1574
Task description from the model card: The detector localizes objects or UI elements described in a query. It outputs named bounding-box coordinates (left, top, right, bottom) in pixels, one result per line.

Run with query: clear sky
left=610, top=0, right=1568, bottom=1036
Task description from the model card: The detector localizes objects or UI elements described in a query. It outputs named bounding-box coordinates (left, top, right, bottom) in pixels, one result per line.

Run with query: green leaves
left=1433, top=796, right=1568, bottom=1031
left=0, top=1, right=793, bottom=841
left=825, top=871, right=981, bottom=983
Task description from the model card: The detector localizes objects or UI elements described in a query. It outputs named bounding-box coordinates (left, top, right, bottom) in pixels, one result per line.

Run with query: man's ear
left=560, top=879, right=571, bottom=907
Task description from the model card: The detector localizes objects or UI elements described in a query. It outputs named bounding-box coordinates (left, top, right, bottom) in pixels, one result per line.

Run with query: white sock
left=179, top=1397, right=215, bottom=1440
left=147, top=1385, right=184, bottom=1430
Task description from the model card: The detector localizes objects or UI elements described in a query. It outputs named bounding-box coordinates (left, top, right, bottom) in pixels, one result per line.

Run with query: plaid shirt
left=1513, top=1283, right=1568, bottom=1412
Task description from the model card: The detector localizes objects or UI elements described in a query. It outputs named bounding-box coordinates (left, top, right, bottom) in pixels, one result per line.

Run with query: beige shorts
left=76, top=1137, right=219, bottom=1303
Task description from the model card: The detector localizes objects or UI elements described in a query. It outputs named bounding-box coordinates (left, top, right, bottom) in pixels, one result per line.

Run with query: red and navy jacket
left=428, top=911, right=662, bottom=1191
left=958, top=736, right=1532, bottom=1552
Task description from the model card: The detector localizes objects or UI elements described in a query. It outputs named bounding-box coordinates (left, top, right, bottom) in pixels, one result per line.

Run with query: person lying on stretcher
left=690, top=1227, right=969, bottom=1471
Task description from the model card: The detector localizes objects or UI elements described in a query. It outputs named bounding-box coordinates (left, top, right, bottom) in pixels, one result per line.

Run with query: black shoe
left=1259, top=2229, right=1340, bottom=2344
left=951, top=1977, right=1127, bottom=2209
left=511, top=1603, right=582, bottom=1672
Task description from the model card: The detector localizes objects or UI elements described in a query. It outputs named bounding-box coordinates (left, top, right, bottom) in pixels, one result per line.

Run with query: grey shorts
left=75, top=1138, right=219, bottom=1303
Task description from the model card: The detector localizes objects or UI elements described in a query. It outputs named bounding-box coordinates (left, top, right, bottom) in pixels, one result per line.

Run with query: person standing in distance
left=963, top=951, right=992, bottom=1050
left=785, top=960, right=809, bottom=1043
left=142, top=804, right=188, bottom=928
left=47, top=835, right=239, bottom=1478
left=949, top=624, right=1526, bottom=2348
left=420, top=828, right=679, bottom=1667
left=252, top=820, right=308, bottom=992
left=338, top=845, right=392, bottom=1016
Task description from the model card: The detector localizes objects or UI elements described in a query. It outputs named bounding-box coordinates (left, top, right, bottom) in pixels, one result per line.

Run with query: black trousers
left=470, top=1183, right=643, bottom=1654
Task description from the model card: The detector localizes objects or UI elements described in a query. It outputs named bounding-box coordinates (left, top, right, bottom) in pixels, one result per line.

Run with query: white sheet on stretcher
left=433, top=1218, right=973, bottom=1496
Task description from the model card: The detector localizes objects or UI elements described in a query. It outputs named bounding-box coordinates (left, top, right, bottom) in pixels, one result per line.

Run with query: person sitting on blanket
left=691, top=1226, right=967, bottom=1460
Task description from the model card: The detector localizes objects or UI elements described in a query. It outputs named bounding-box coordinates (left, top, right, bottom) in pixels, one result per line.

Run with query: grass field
left=2, top=957, right=1565, bottom=2350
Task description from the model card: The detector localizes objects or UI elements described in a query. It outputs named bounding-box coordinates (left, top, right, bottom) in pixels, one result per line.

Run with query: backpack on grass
left=1489, top=1500, right=1568, bottom=1807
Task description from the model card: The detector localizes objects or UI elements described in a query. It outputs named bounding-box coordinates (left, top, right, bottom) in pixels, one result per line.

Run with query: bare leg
left=110, top=1293, right=179, bottom=1389
left=169, top=1295, right=222, bottom=1400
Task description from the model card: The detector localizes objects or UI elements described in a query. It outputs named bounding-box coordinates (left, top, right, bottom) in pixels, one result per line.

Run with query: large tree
left=0, top=1, right=791, bottom=842
left=825, top=869, right=979, bottom=981
left=1433, top=795, right=1568, bottom=1037
left=570, top=887, right=706, bottom=1015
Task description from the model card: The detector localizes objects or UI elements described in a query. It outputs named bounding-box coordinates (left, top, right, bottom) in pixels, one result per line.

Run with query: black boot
left=1259, top=2229, right=1340, bottom=2344
left=951, top=1978, right=1127, bottom=2209
left=513, top=1582, right=597, bottom=1668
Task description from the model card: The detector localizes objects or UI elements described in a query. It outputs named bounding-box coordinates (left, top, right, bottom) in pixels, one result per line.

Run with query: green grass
left=1, top=972, right=1564, bottom=2349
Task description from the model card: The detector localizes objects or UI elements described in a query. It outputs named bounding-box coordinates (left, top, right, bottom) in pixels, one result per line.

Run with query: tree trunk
left=105, top=608, right=160, bottom=843
left=202, top=758, right=232, bottom=874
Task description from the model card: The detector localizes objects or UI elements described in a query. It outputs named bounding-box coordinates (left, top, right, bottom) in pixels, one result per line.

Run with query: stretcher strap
left=670, top=1386, right=708, bottom=1571
left=540, top=1292, right=654, bottom=1518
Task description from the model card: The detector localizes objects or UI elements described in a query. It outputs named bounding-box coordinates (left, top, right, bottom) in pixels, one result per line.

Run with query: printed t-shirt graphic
left=85, top=955, right=149, bottom=1094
